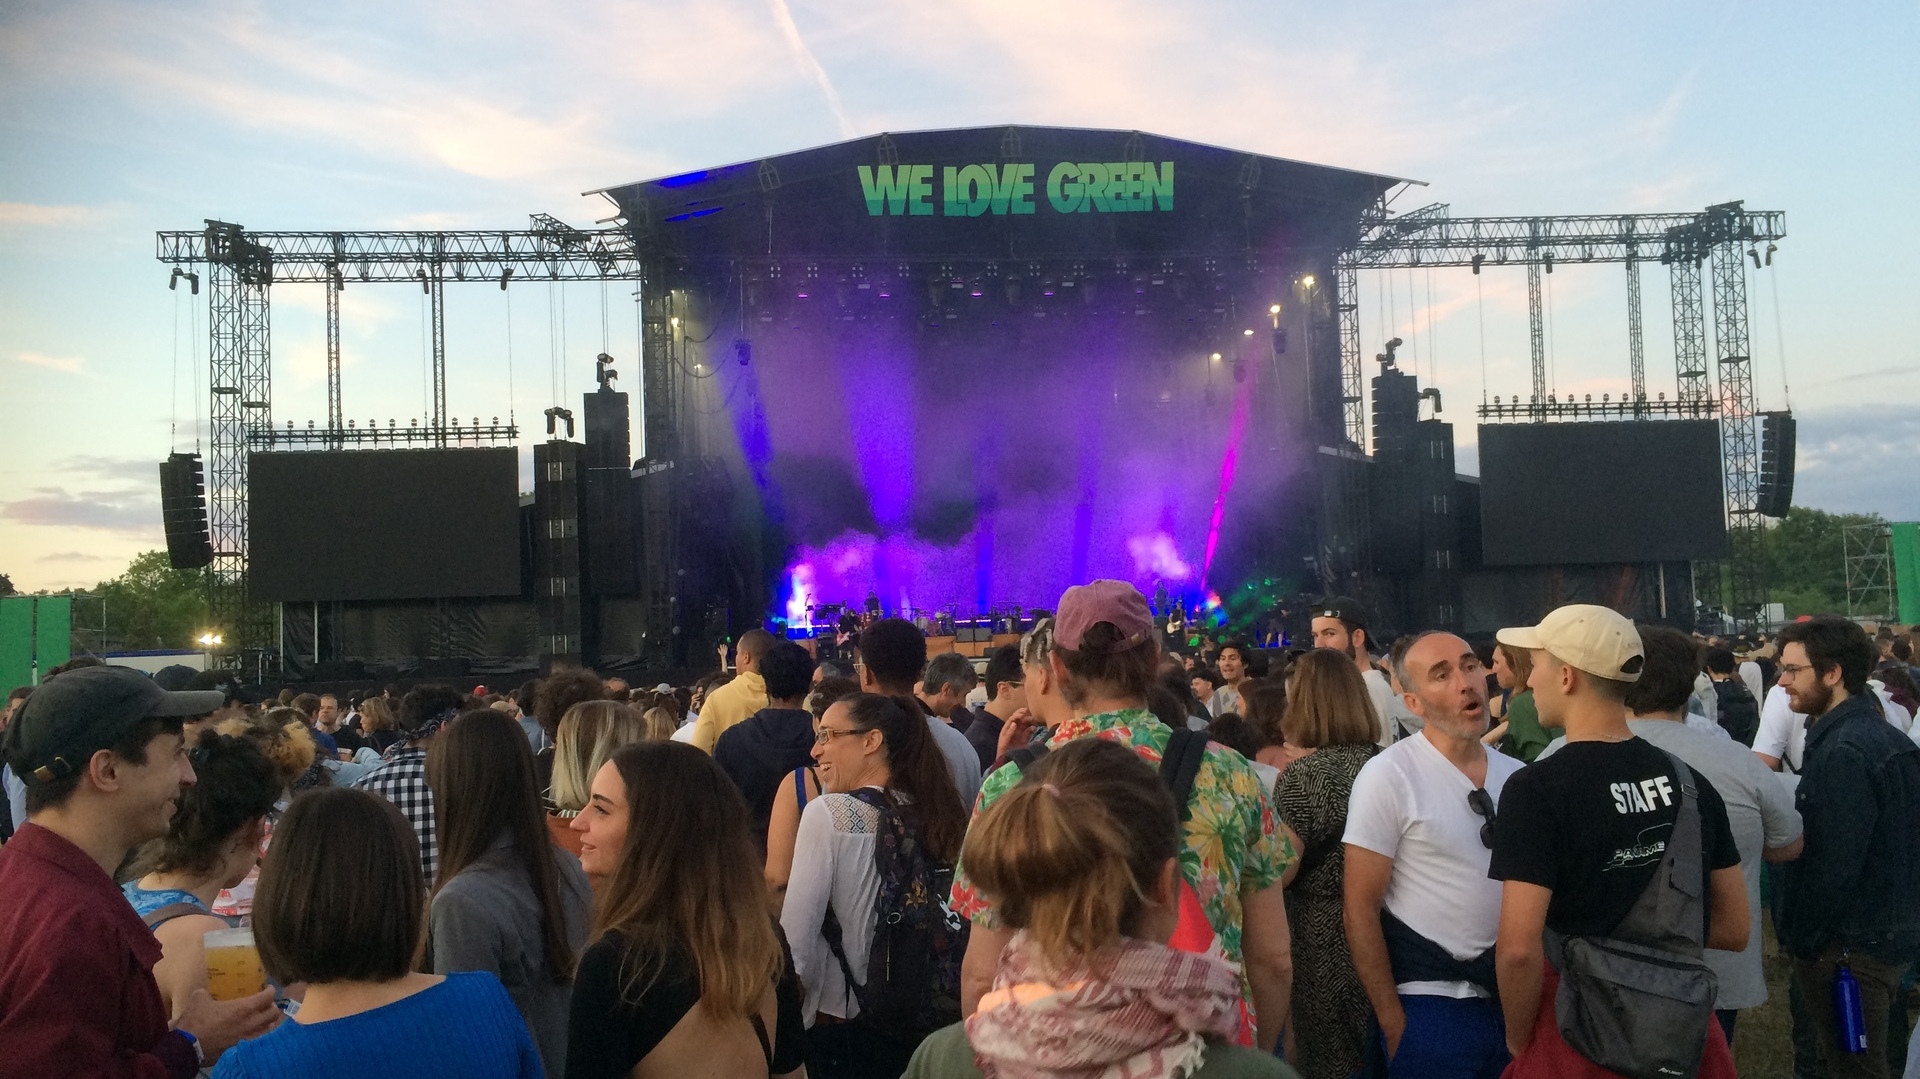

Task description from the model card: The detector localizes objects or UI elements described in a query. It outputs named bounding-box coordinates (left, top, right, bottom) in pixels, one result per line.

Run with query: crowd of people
left=3, top=585, right=1920, bottom=1079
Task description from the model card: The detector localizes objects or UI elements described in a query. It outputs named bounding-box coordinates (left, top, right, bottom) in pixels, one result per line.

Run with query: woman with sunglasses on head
left=904, top=737, right=1297, bottom=1079
left=566, top=741, right=807, bottom=1079
left=780, top=692, right=969, bottom=1078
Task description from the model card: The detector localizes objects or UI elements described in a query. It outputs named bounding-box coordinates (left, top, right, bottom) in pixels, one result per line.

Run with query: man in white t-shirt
left=1207, top=640, right=1254, bottom=718
left=1344, top=630, right=1522, bottom=1078
left=1311, top=596, right=1413, bottom=745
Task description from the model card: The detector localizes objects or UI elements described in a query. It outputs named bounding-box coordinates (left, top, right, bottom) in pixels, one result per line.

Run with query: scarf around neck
left=965, top=933, right=1244, bottom=1079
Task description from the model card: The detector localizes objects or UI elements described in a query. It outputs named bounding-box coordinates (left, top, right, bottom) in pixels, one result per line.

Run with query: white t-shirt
left=1739, top=661, right=1766, bottom=703
left=1344, top=731, right=1523, bottom=998
left=781, top=791, right=882, bottom=1021
left=1362, top=668, right=1414, bottom=745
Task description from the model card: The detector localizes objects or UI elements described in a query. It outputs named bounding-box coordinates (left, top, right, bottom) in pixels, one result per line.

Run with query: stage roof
left=593, top=126, right=1414, bottom=265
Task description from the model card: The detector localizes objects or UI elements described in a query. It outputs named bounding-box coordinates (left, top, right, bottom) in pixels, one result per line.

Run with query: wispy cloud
left=768, top=0, right=857, bottom=138
left=0, top=202, right=114, bottom=227
left=0, top=487, right=160, bottom=535
left=14, top=351, right=86, bottom=373
left=37, top=551, right=112, bottom=563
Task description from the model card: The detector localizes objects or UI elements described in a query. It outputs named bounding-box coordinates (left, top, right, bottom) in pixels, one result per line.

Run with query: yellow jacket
left=690, top=670, right=768, bottom=753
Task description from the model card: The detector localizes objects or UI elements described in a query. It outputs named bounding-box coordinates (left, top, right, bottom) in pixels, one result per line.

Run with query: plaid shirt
left=352, top=746, right=437, bottom=885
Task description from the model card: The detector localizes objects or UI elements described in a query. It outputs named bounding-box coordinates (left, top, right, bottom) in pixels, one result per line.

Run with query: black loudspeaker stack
left=581, top=388, right=637, bottom=596
left=1758, top=412, right=1797, bottom=519
left=532, top=440, right=584, bottom=670
left=158, top=452, right=214, bottom=570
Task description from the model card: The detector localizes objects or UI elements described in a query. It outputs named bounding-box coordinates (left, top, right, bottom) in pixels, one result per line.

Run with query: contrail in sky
left=767, top=0, right=858, bottom=138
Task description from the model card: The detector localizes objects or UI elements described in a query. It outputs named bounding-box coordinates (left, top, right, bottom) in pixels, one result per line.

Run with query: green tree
left=81, top=551, right=211, bottom=652
left=1765, top=507, right=1885, bottom=617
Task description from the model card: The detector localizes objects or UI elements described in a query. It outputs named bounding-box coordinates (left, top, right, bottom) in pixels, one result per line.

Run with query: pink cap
left=1054, top=580, right=1156, bottom=654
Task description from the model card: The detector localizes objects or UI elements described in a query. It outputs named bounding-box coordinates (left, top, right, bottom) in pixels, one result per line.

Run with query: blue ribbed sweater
left=211, top=971, right=543, bottom=1078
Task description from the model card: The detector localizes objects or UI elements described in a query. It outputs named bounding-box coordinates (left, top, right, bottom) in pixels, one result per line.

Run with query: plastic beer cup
left=202, top=927, right=266, bottom=1001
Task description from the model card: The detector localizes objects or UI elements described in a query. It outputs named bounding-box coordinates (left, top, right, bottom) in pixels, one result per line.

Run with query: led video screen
left=249, top=448, right=520, bottom=601
left=1477, top=421, right=1728, bottom=566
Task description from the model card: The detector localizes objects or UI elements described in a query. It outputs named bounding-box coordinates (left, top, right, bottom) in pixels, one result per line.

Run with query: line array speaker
left=1758, top=411, right=1796, bottom=519
left=158, top=452, right=214, bottom=570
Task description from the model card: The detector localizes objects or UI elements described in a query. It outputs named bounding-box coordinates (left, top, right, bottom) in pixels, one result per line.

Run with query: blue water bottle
left=1833, top=953, right=1868, bottom=1054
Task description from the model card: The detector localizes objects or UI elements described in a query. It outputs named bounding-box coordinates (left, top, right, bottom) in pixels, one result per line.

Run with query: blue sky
left=2, top=0, right=1916, bottom=592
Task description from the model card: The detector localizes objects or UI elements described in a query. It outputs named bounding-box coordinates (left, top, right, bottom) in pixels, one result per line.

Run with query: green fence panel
left=0, top=597, right=33, bottom=692
left=35, top=596, right=71, bottom=675
left=1893, top=522, right=1920, bottom=626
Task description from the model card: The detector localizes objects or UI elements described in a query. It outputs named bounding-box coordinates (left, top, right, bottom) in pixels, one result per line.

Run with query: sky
left=1, top=0, right=1916, bottom=593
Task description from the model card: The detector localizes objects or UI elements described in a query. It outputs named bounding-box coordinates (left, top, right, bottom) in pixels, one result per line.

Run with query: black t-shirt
left=1489, top=737, right=1741, bottom=938
left=566, top=927, right=807, bottom=1079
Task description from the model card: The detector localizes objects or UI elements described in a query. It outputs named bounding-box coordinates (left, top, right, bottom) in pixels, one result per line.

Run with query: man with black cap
left=1488, top=604, right=1748, bottom=1079
left=0, top=665, right=281, bottom=1075
left=1311, top=596, right=1414, bottom=745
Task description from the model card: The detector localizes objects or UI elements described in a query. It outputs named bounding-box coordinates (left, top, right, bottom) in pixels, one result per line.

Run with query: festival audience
left=1773, top=616, right=1920, bottom=1079
left=565, top=741, right=807, bottom=1079
left=781, top=692, right=970, bottom=1076
left=351, top=683, right=463, bottom=885
left=1491, top=605, right=1746, bottom=1079
left=1309, top=597, right=1411, bottom=746
left=357, top=695, right=403, bottom=754
left=961, top=644, right=1027, bottom=770
left=1242, top=681, right=1292, bottom=769
left=690, top=628, right=776, bottom=752
left=904, top=738, right=1297, bottom=1079
left=1190, top=668, right=1223, bottom=717
left=714, top=640, right=820, bottom=859
left=765, top=677, right=860, bottom=912
left=1704, top=646, right=1761, bottom=745
left=545, top=699, right=650, bottom=857
left=0, top=665, right=281, bottom=1076
left=1270, top=649, right=1380, bottom=1079
left=1482, top=641, right=1550, bottom=762
left=857, top=619, right=983, bottom=807
left=123, top=730, right=282, bottom=1018
left=919, top=652, right=979, bottom=729
left=533, top=668, right=608, bottom=792
left=1208, top=640, right=1253, bottom=719
left=950, top=581, right=1296, bottom=1054
left=213, top=786, right=541, bottom=1078
left=1537, top=624, right=1803, bottom=1040
left=425, top=707, right=592, bottom=1077
left=1343, top=631, right=1518, bottom=1078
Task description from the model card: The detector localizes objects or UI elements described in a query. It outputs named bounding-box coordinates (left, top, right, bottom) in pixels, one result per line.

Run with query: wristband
left=175, top=1028, right=205, bottom=1067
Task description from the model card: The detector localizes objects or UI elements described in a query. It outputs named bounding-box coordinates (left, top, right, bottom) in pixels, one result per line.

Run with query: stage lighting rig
left=595, top=353, right=618, bottom=389
left=168, top=268, right=199, bottom=294
left=544, top=406, right=575, bottom=438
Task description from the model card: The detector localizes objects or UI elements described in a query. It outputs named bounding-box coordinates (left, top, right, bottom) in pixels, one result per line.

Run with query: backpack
left=1711, top=679, right=1760, bottom=747
left=1544, top=751, right=1719, bottom=1079
left=820, top=788, right=969, bottom=1047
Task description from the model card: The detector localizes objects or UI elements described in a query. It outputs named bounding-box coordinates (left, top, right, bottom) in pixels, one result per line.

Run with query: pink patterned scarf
left=964, top=934, right=1245, bottom=1079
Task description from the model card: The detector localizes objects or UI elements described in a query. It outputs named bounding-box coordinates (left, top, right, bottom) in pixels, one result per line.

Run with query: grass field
left=1731, top=921, right=1914, bottom=1079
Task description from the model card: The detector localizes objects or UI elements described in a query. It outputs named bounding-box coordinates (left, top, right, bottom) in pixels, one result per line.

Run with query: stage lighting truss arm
left=1346, top=205, right=1787, bottom=268
left=156, top=217, right=646, bottom=282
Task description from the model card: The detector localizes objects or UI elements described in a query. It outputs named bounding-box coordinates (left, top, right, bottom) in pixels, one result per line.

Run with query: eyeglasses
left=814, top=725, right=868, bottom=746
left=1467, top=787, right=1497, bottom=850
left=1777, top=663, right=1813, bottom=680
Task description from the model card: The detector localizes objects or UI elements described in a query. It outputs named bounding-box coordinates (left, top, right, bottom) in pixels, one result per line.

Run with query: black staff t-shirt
left=1488, top=736, right=1741, bottom=938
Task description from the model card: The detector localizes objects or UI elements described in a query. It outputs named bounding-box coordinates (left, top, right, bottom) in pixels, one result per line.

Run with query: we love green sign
left=857, top=162, right=1176, bottom=217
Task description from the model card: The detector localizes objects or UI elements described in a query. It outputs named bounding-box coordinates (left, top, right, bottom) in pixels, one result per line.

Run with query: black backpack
left=820, top=788, right=969, bottom=1048
left=1008, top=727, right=1212, bottom=823
left=1712, top=679, right=1759, bottom=746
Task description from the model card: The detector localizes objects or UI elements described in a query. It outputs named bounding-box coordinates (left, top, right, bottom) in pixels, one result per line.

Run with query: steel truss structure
left=1335, top=201, right=1787, bottom=626
left=156, top=218, right=645, bottom=649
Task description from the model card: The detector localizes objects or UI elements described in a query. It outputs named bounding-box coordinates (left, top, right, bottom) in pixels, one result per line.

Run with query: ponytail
left=961, top=738, right=1180, bottom=972
left=838, top=694, right=968, bottom=865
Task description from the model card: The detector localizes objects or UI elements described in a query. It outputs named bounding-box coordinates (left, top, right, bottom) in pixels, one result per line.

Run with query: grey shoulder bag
left=1543, top=752, right=1720, bottom=1079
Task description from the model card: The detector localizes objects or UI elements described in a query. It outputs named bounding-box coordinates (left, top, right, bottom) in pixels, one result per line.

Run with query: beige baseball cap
left=1496, top=604, right=1645, bottom=683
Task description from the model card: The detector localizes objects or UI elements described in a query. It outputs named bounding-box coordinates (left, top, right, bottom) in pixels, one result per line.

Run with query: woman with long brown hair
left=902, top=738, right=1294, bottom=1079
left=780, top=692, right=969, bottom=1077
left=1272, top=648, right=1381, bottom=1079
left=426, top=708, right=592, bottom=1078
left=565, top=742, right=806, bottom=1079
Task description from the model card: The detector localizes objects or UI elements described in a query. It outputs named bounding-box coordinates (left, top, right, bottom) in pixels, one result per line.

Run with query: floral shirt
left=949, top=709, right=1295, bottom=971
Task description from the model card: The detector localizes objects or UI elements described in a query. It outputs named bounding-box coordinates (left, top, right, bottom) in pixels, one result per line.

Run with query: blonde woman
left=545, top=700, right=648, bottom=858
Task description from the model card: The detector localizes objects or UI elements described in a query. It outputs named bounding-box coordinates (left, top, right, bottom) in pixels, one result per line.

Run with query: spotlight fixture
left=1749, top=247, right=1762, bottom=269
left=1765, top=243, right=1776, bottom=266
left=168, top=268, right=200, bottom=294
left=734, top=339, right=752, bottom=366
left=196, top=632, right=223, bottom=647
left=1242, top=328, right=1255, bottom=337
left=1210, top=352, right=1222, bottom=364
left=1300, top=275, right=1316, bottom=287
left=1269, top=304, right=1282, bottom=315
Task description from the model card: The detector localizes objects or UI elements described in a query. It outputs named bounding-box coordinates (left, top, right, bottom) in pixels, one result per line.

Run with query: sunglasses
left=1467, top=787, right=1497, bottom=850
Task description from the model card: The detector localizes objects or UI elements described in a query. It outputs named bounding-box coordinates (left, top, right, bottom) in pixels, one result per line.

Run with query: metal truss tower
left=1844, top=521, right=1896, bottom=620
left=1339, top=201, right=1786, bottom=627
left=1336, top=260, right=1365, bottom=450
left=158, top=217, right=646, bottom=652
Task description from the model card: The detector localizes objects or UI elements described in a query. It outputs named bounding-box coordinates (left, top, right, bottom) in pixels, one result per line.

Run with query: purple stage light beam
left=1199, top=365, right=1255, bottom=592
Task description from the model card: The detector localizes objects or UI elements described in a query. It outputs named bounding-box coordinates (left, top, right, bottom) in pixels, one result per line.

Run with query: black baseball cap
left=1311, top=596, right=1369, bottom=630
left=3, top=665, right=225, bottom=786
